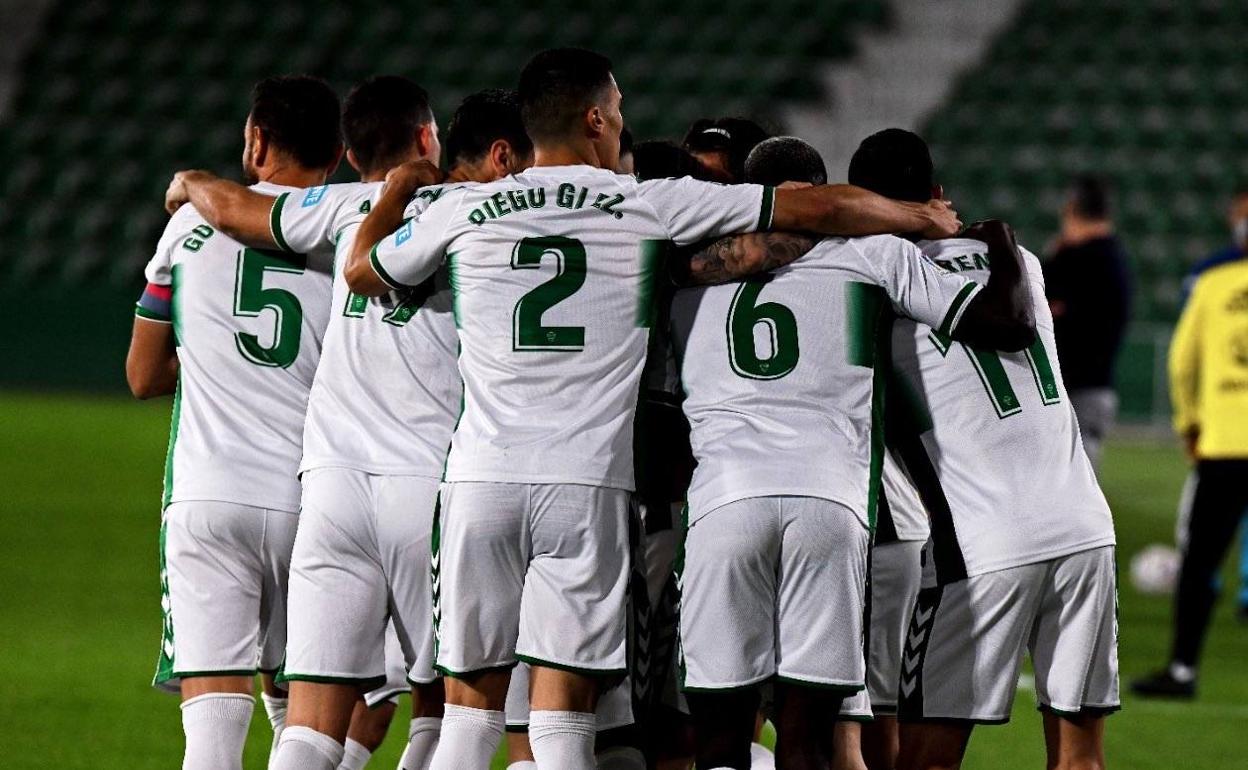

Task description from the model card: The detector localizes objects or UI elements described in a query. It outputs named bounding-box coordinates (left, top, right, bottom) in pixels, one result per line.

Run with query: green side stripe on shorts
left=269, top=193, right=292, bottom=252
left=153, top=520, right=176, bottom=686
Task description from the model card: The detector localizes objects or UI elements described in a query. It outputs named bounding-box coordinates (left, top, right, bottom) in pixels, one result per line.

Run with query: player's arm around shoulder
left=346, top=160, right=446, bottom=297
left=947, top=220, right=1038, bottom=352
left=165, top=170, right=278, bottom=248
left=771, top=184, right=962, bottom=240
left=672, top=232, right=819, bottom=287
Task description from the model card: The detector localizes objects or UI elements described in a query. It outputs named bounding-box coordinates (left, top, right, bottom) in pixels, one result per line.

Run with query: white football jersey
left=371, top=164, right=772, bottom=489
left=891, top=238, right=1116, bottom=583
left=877, top=450, right=931, bottom=543
left=671, top=235, right=981, bottom=527
left=145, top=182, right=333, bottom=512
left=270, top=182, right=463, bottom=477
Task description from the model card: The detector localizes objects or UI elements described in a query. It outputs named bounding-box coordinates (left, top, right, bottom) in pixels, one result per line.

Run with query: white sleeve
left=270, top=185, right=365, bottom=254
left=874, top=238, right=982, bottom=336
left=370, top=191, right=461, bottom=289
left=638, top=177, right=774, bottom=246
left=144, top=208, right=199, bottom=285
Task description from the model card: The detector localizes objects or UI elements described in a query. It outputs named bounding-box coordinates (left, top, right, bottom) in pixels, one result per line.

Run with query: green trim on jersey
left=433, top=662, right=517, bottom=680
left=153, top=520, right=176, bottom=686
left=758, top=186, right=776, bottom=230
left=134, top=305, right=171, bottom=323
left=161, top=376, right=182, bottom=509
left=936, top=282, right=977, bottom=337
left=269, top=193, right=293, bottom=252
left=636, top=240, right=671, bottom=328
left=369, top=243, right=406, bottom=291
left=513, top=654, right=627, bottom=678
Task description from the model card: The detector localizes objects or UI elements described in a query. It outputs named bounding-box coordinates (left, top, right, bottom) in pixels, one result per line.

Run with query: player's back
left=151, top=181, right=333, bottom=512
left=401, top=164, right=766, bottom=491
left=891, top=238, right=1116, bottom=584
left=273, top=182, right=461, bottom=477
left=672, top=234, right=976, bottom=527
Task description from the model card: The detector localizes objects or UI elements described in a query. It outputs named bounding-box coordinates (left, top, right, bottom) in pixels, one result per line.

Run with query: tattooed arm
left=672, top=232, right=818, bottom=287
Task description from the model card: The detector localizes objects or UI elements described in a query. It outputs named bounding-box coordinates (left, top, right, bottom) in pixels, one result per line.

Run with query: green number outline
left=511, top=236, right=587, bottom=351
left=726, top=277, right=800, bottom=380
left=232, top=248, right=307, bottom=368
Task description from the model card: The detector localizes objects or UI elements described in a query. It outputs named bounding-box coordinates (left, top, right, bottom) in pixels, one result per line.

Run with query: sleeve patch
left=301, top=185, right=328, bottom=207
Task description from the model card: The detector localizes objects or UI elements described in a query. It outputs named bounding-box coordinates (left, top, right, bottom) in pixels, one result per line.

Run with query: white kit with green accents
left=370, top=164, right=773, bottom=490
left=269, top=181, right=466, bottom=478
left=671, top=234, right=980, bottom=529
left=145, top=181, right=334, bottom=514
left=892, top=238, right=1117, bottom=584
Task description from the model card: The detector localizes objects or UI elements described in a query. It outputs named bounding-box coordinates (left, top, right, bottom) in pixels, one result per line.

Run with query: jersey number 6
left=727, top=277, right=800, bottom=380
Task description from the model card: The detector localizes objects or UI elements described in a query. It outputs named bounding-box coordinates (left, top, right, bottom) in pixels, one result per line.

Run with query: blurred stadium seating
left=0, top=0, right=890, bottom=388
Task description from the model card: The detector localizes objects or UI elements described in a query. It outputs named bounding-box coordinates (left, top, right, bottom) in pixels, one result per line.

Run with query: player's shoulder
left=286, top=180, right=376, bottom=212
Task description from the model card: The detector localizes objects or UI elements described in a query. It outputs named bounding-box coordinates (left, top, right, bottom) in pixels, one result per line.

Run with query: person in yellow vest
left=1133, top=256, right=1248, bottom=698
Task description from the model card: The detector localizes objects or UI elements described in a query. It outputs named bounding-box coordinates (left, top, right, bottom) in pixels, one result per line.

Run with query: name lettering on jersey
left=932, top=252, right=990, bottom=274
left=358, top=199, right=371, bottom=215
left=465, top=184, right=626, bottom=226
left=181, top=224, right=215, bottom=252
left=416, top=186, right=444, bottom=205
left=301, top=185, right=328, bottom=207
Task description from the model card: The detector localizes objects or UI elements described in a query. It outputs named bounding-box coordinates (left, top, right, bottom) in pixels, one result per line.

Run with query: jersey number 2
left=727, top=277, right=800, bottom=379
left=233, top=248, right=306, bottom=368
left=511, top=236, right=587, bottom=351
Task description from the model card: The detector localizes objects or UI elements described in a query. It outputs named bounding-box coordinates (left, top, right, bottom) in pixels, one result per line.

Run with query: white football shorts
left=154, top=501, right=297, bottom=693
left=679, top=496, right=870, bottom=692
left=867, top=539, right=924, bottom=713
left=283, top=469, right=440, bottom=689
left=433, top=481, right=630, bottom=676
left=898, top=545, right=1120, bottom=722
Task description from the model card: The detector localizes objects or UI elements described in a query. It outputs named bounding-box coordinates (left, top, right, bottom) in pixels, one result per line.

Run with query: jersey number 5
left=727, top=277, right=800, bottom=379
left=233, top=248, right=306, bottom=368
left=511, top=236, right=587, bottom=351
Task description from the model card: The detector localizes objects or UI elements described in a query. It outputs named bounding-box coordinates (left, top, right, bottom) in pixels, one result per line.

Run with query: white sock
left=271, top=725, right=345, bottom=770
left=750, top=741, right=777, bottom=770
left=180, top=693, right=254, bottom=770
left=261, top=693, right=289, bottom=769
left=400, top=716, right=442, bottom=770
left=428, top=704, right=504, bottom=770
left=507, top=762, right=539, bottom=770
left=528, top=710, right=596, bottom=770
left=596, top=745, right=646, bottom=769
left=338, top=738, right=372, bottom=770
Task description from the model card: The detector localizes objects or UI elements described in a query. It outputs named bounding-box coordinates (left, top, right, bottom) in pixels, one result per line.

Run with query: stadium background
left=0, top=0, right=1244, bottom=767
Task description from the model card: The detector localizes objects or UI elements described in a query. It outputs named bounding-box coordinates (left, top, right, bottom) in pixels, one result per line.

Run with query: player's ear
left=250, top=124, right=268, bottom=168
left=417, top=123, right=438, bottom=161
left=488, top=139, right=511, bottom=176
left=586, top=105, right=606, bottom=139
left=325, top=143, right=344, bottom=178
left=345, top=148, right=363, bottom=175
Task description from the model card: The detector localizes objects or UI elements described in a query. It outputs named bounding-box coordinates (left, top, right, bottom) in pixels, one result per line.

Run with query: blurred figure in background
left=1175, top=189, right=1248, bottom=622
left=681, top=116, right=770, bottom=182
left=1132, top=212, right=1248, bottom=698
left=1043, top=175, right=1132, bottom=470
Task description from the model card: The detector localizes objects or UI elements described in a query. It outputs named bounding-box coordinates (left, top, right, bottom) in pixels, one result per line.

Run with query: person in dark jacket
left=1043, top=175, right=1132, bottom=470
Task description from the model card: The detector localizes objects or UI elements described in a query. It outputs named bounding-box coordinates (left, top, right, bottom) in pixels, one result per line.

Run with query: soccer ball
left=1129, top=544, right=1181, bottom=596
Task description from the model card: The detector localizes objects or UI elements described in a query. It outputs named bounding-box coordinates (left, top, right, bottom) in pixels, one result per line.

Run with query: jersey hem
left=298, top=459, right=446, bottom=479
left=953, top=537, right=1117, bottom=583
left=687, top=488, right=869, bottom=526
left=444, top=471, right=635, bottom=491
left=163, top=494, right=301, bottom=515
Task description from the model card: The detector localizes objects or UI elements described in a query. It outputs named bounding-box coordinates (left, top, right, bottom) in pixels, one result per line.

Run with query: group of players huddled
left=128, top=47, right=1118, bottom=770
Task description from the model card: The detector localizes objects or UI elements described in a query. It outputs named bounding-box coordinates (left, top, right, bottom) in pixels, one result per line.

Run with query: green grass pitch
left=1, top=392, right=1245, bottom=768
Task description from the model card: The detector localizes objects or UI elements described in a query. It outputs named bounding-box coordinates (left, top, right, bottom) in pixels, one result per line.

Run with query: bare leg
left=283, top=681, right=361, bottom=743
left=896, top=722, right=972, bottom=770
left=773, top=682, right=840, bottom=770
left=861, top=715, right=899, bottom=770
left=1042, top=712, right=1106, bottom=770
left=346, top=698, right=397, bottom=752
left=828, top=721, right=868, bottom=770
left=686, top=688, right=760, bottom=770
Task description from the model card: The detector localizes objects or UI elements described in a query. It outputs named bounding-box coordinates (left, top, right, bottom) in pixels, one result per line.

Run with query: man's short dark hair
left=632, top=141, right=714, bottom=181
left=518, top=48, right=614, bottom=143
left=444, top=89, right=532, bottom=167
left=683, top=117, right=771, bottom=182
left=1070, top=174, right=1112, bottom=220
left=341, top=75, right=435, bottom=175
left=847, top=128, right=934, bottom=203
left=250, top=75, right=342, bottom=170
left=744, top=136, right=827, bottom=187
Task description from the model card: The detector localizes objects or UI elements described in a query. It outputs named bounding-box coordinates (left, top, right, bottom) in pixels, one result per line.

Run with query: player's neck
left=1061, top=219, right=1113, bottom=245
left=256, top=161, right=327, bottom=189
left=532, top=140, right=607, bottom=170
